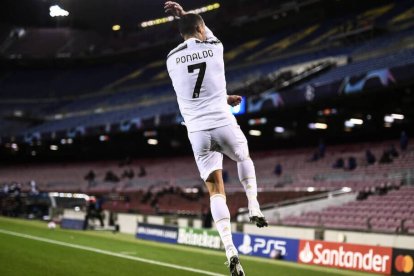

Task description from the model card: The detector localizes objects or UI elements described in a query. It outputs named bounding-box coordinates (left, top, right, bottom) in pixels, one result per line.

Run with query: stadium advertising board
left=136, top=223, right=178, bottom=244
left=250, top=63, right=414, bottom=114
left=233, top=233, right=299, bottom=261
left=177, top=227, right=222, bottom=249
left=298, top=240, right=392, bottom=274
left=60, top=218, right=84, bottom=230
left=392, top=248, right=414, bottom=276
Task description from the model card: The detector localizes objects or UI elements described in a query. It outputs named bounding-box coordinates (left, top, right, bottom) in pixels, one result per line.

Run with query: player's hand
left=227, top=95, right=242, bottom=107
left=164, top=1, right=186, bottom=18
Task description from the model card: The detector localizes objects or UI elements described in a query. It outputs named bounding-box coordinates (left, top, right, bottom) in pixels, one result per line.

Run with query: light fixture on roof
left=248, top=117, right=267, bottom=126
left=49, top=5, right=69, bottom=17
left=99, top=135, right=110, bottom=142
left=349, top=118, right=363, bottom=125
left=344, top=118, right=363, bottom=128
left=391, top=113, right=404, bottom=120
left=140, top=3, right=220, bottom=28
left=147, top=138, right=158, bottom=145
left=308, top=123, right=328, bottom=130
left=50, top=145, right=58, bottom=151
left=249, top=130, right=262, bottom=136
left=274, top=126, right=285, bottom=133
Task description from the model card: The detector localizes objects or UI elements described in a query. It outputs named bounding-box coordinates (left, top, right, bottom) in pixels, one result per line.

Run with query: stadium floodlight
left=248, top=117, right=267, bottom=126
left=384, top=115, right=394, bottom=123
left=112, top=25, right=121, bottom=31
left=49, top=5, right=69, bottom=17
left=99, top=135, right=109, bottom=142
left=344, top=118, right=363, bottom=128
left=140, top=2, right=220, bottom=28
left=391, top=113, right=404, bottom=120
left=274, top=126, right=285, bottom=133
left=147, top=138, right=158, bottom=145
left=249, top=130, right=262, bottom=136
left=308, top=123, right=328, bottom=130
left=50, top=145, right=58, bottom=151
left=344, top=120, right=354, bottom=128
left=349, top=118, right=363, bottom=125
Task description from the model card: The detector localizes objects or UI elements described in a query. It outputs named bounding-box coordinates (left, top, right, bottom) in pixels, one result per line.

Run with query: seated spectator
left=309, top=151, right=320, bottom=162
left=138, top=165, right=146, bottom=177
left=84, top=170, right=96, bottom=187
left=388, top=144, right=399, bottom=158
left=104, top=171, right=120, bottom=182
left=332, top=158, right=344, bottom=169
left=379, top=150, right=393, bottom=164
left=365, top=150, right=376, bottom=165
left=400, top=131, right=408, bottom=151
left=121, top=169, right=134, bottom=179
left=346, top=156, right=357, bottom=170
left=274, top=163, right=282, bottom=176
left=356, top=187, right=371, bottom=200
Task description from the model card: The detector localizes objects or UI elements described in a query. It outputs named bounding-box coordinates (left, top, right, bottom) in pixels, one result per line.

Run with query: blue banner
left=136, top=223, right=178, bottom=244
left=232, top=233, right=299, bottom=261
left=60, top=218, right=84, bottom=230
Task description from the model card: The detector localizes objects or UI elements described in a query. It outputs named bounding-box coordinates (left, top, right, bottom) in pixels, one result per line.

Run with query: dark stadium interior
left=1, top=0, right=414, bottom=253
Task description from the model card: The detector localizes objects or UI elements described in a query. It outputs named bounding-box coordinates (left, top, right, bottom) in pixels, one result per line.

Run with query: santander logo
left=299, top=242, right=313, bottom=263
left=298, top=240, right=392, bottom=274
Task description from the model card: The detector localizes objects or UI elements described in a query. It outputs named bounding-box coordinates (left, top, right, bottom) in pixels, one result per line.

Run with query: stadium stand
left=282, top=186, right=414, bottom=234
left=1, top=0, right=413, bottom=241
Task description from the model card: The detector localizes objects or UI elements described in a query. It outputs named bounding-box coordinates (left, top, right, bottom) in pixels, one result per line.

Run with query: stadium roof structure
left=0, top=0, right=223, bottom=31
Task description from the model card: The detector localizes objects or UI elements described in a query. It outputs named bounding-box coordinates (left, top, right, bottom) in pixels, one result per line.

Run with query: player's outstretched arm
left=164, top=1, right=218, bottom=41
left=164, top=1, right=186, bottom=18
left=227, top=95, right=242, bottom=107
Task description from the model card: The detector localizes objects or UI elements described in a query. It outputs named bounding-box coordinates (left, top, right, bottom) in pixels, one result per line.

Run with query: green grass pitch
left=0, top=216, right=375, bottom=276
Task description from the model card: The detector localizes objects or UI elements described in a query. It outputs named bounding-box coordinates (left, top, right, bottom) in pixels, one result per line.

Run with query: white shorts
left=188, top=124, right=250, bottom=181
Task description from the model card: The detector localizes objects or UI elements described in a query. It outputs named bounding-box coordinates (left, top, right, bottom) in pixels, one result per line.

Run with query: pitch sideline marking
left=0, top=229, right=226, bottom=276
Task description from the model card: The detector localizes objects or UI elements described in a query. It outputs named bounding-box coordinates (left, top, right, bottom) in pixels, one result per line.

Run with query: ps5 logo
left=238, top=234, right=287, bottom=256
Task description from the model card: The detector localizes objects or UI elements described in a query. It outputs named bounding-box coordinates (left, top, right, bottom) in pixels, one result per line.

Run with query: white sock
left=210, top=194, right=235, bottom=251
left=237, top=158, right=260, bottom=210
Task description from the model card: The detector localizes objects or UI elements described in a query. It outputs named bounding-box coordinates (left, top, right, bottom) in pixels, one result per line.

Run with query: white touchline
left=0, top=229, right=226, bottom=276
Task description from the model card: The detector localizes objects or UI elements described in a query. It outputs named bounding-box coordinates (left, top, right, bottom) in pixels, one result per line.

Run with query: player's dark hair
left=178, top=13, right=204, bottom=36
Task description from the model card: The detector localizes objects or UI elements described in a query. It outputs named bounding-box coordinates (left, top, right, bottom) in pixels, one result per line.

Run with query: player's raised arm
left=164, top=1, right=186, bottom=18
left=164, top=1, right=219, bottom=42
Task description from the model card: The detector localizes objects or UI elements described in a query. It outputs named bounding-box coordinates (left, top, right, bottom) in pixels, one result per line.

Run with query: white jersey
left=167, top=26, right=237, bottom=132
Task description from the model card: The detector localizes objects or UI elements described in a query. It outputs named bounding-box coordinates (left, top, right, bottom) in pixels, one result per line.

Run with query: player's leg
left=213, top=124, right=268, bottom=227
left=188, top=130, right=244, bottom=275
left=205, top=170, right=244, bottom=276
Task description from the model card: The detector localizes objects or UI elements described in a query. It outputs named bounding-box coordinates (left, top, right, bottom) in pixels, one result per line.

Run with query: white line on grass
left=0, top=229, right=226, bottom=276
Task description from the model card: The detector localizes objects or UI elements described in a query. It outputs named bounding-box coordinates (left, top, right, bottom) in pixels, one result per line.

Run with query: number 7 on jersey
left=187, top=62, right=206, bottom=98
